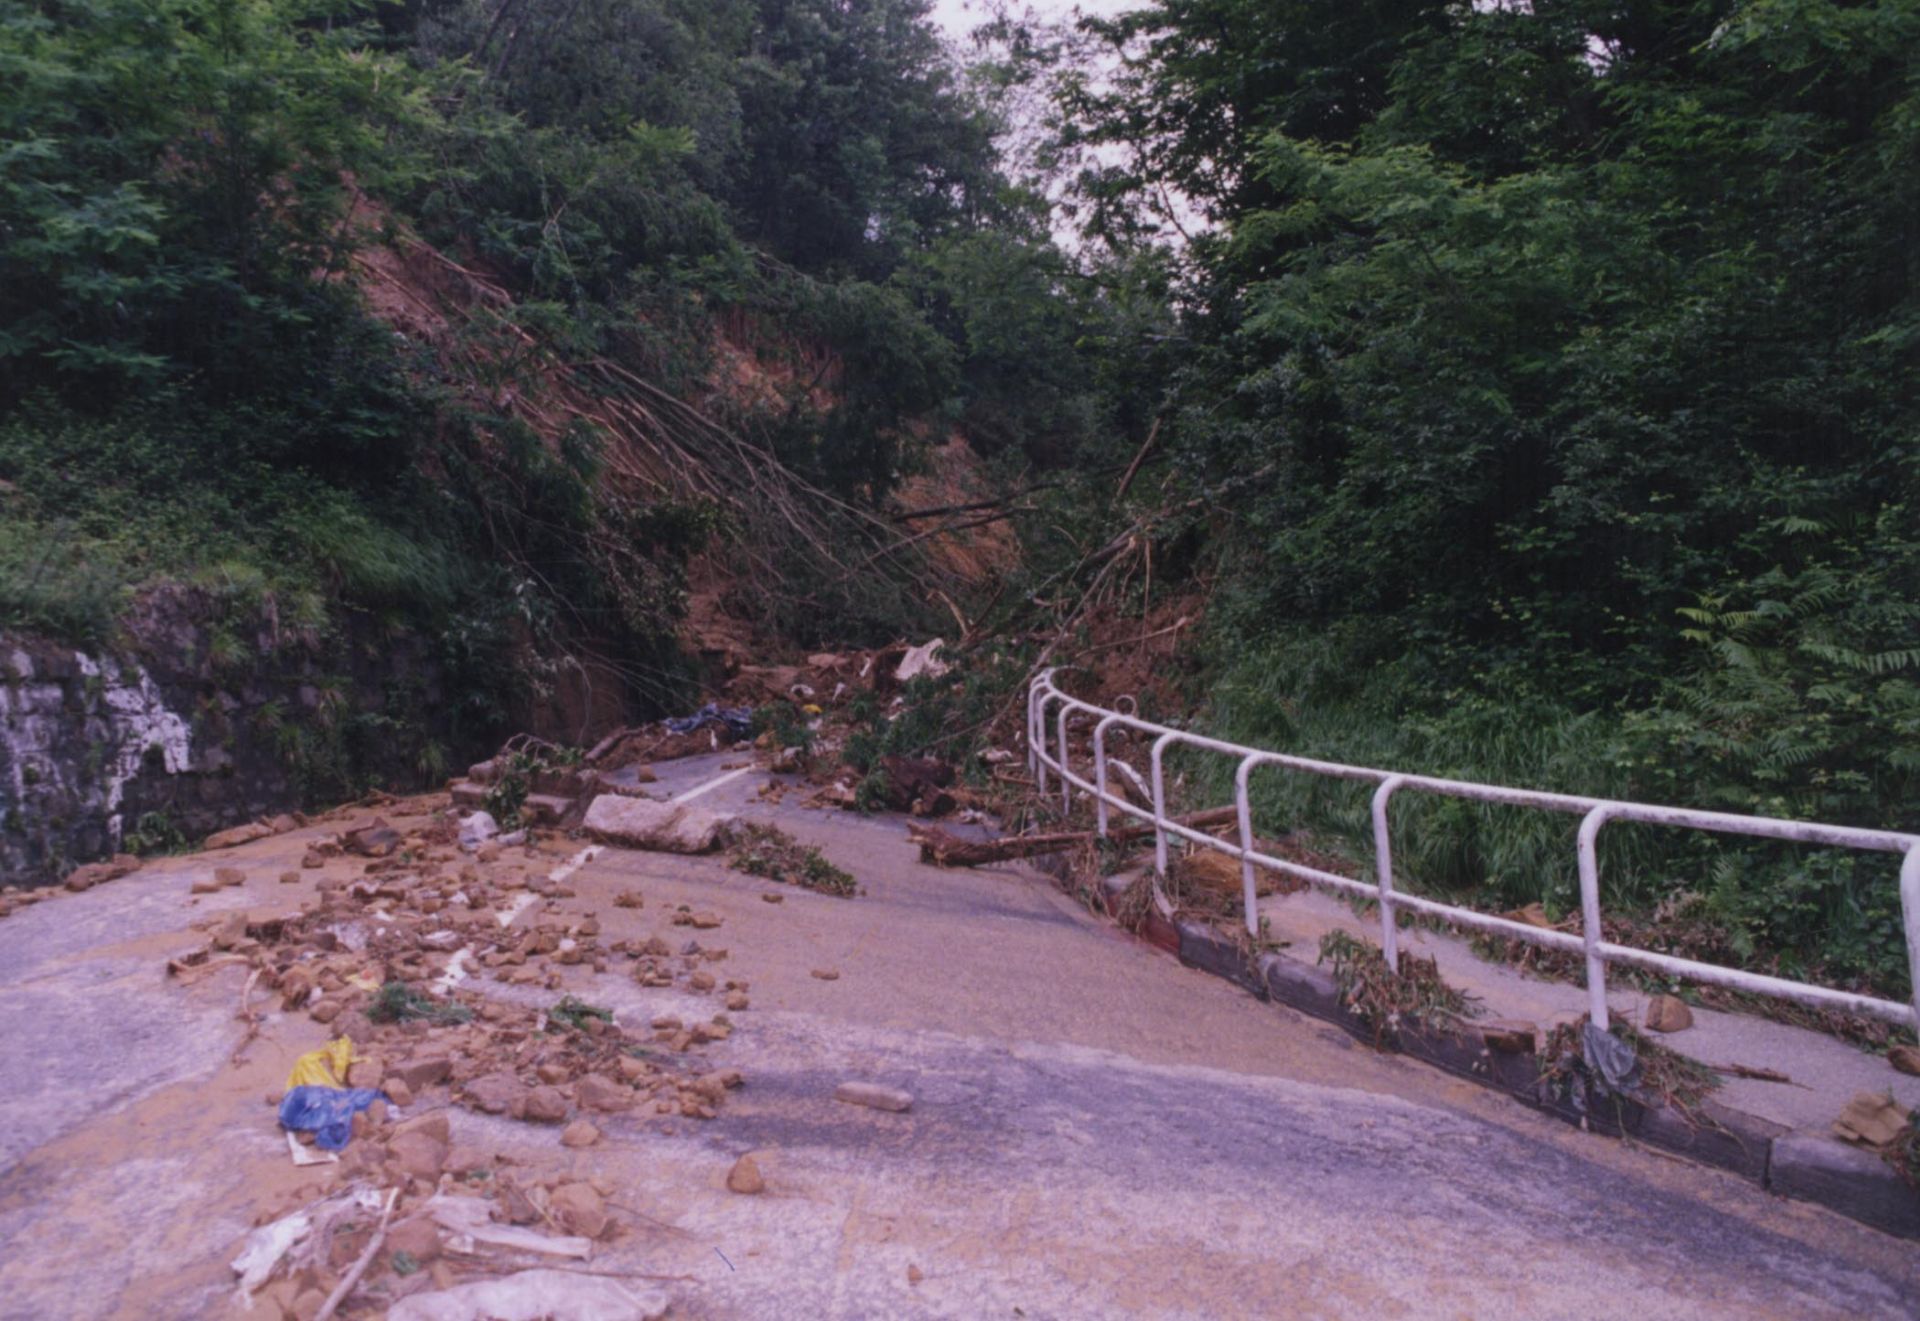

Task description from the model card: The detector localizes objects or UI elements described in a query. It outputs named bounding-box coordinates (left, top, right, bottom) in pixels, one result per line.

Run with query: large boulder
left=582, top=795, right=737, bottom=854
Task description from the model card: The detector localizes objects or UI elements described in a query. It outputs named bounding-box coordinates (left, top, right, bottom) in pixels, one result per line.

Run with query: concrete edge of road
left=1033, top=858, right=1920, bottom=1239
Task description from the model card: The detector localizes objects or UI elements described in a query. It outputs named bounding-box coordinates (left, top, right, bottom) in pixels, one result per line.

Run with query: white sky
left=928, top=0, right=1137, bottom=42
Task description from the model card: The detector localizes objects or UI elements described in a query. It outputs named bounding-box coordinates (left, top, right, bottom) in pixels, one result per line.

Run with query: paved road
left=1, top=753, right=1916, bottom=1318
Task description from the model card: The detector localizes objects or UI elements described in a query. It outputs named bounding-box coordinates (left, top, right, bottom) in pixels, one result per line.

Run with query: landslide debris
left=193, top=802, right=759, bottom=1317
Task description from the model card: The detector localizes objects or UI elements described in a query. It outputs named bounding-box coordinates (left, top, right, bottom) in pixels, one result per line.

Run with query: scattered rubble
left=206, top=820, right=277, bottom=850
left=149, top=786, right=769, bottom=1313
left=61, top=852, right=143, bottom=892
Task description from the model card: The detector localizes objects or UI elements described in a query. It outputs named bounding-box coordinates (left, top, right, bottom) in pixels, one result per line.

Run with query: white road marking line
left=496, top=892, right=539, bottom=928
left=432, top=946, right=474, bottom=995
left=673, top=765, right=753, bottom=804
left=549, top=844, right=600, bottom=883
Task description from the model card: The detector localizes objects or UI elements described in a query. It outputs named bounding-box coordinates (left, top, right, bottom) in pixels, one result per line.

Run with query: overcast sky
left=927, top=0, right=1137, bottom=42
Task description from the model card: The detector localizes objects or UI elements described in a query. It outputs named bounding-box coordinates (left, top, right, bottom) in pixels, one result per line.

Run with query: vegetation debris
left=726, top=824, right=858, bottom=897
left=1318, top=931, right=1482, bottom=1047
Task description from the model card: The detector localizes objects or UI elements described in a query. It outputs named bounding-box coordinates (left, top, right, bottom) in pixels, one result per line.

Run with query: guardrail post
left=1235, top=754, right=1261, bottom=938
left=1902, top=847, right=1920, bottom=1035
left=1370, top=776, right=1405, bottom=970
left=1030, top=685, right=1047, bottom=794
left=1057, top=704, right=1074, bottom=815
left=1027, top=681, right=1039, bottom=781
left=1576, top=806, right=1614, bottom=1031
left=1151, top=733, right=1175, bottom=876
left=1093, top=716, right=1119, bottom=838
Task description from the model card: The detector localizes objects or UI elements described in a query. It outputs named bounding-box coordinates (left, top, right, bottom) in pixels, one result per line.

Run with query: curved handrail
left=1028, top=668, right=1920, bottom=1032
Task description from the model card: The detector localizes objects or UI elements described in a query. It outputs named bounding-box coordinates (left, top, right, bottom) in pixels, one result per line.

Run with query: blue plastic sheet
left=278, top=1085, right=388, bottom=1152
left=662, top=703, right=754, bottom=738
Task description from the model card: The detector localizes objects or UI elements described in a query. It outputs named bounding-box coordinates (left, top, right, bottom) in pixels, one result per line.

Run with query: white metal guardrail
left=1028, top=668, right=1920, bottom=1033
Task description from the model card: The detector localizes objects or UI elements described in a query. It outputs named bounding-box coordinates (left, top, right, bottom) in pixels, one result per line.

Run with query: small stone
left=688, top=912, right=723, bottom=930
left=726, top=1154, right=765, bottom=1195
left=382, top=1077, right=415, bottom=1108
left=498, top=1180, right=541, bottom=1225
left=521, top=1085, right=569, bottom=1123
left=190, top=876, right=222, bottom=894
left=390, top=1055, right=453, bottom=1090
left=309, top=1000, right=343, bottom=1024
left=577, top=1074, right=632, bottom=1113
left=761, top=893, right=783, bottom=904
left=549, top=1182, right=609, bottom=1239
left=386, top=1130, right=447, bottom=1180
left=561, top=1120, right=601, bottom=1148
left=1889, top=1044, right=1920, bottom=1077
left=1644, top=994, right=1693, bottom=1033
left=1835, top=1090, right=1910, bottom=1146
left=907, top=1265, right=924, bottom=1286
left=345, top=1058, right=385, bottom=1088
left=810, top=968, right=839, bottom=981
left=396, top=1112, right=451, bottom=1145
left=206, top=821, right=274, bottom=850
left=613, top=890, right=644, bottom=908
left=385, top=1216, right=441, bottom=1265
left=536, top=1062, right=570, bottom=1084
left=834, top=1081, right=912, bottom=1113
left=725, top=991, right=750, bottom=1012
left=279, top=871, right=300, bottom=885
left=463, top=1072, right=527, bottom=1115
left=688, top=971, right=716, bottom=992
left=216, top=867, right=246, bottom=888
left=301, top=852, right=325, bottom=870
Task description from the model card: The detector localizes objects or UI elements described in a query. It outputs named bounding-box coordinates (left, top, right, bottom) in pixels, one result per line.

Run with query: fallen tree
left=907, top=806, right=1240, bottom=868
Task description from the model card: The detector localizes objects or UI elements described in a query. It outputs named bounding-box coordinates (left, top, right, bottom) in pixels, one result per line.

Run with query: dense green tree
left=1056, top=0, right=1920, bottom=987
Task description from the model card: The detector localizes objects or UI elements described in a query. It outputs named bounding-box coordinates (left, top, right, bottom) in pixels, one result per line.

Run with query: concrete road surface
left=0, top=752, right=1916, bottom=1318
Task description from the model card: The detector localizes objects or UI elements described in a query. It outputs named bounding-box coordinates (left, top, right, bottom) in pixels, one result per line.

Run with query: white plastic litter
left=457, top=811, right=499, bottom=850
left=422, top=1194, right=593, bottom=1259
left=387, top=1269, right=668, bottom=1321
left=231, top=1188, right=381, bottom=1305
left=895, top=638, right=949, bottom=682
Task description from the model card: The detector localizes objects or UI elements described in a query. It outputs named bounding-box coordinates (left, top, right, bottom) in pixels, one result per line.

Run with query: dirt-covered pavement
left=1, top=751, right=1917, bottom=1319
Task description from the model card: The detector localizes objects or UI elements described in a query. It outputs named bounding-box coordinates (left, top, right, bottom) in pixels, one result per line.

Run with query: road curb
left=1770, top=1133, right=1920, bottom=1237
left=1059, top=864, right=1918, bottom=1238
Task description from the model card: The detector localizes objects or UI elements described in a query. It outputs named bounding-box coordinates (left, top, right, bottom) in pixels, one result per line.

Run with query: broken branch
left=909, top=806, right=1240, bottom=867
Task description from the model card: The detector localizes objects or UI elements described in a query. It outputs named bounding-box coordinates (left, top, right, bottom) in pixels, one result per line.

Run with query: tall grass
left=0, top=517, right=125, bottom=643
left=1179, top=629, right=1910, bottom=994
left=1192, top=633, right=1723, bottom=917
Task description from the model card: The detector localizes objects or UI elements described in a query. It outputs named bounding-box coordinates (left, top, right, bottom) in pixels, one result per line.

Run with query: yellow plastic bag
left=286, top=1037, right=356, bottom=1090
